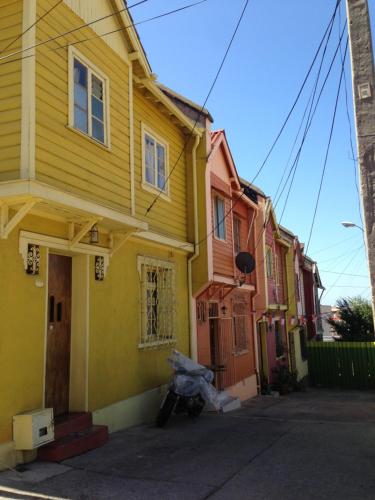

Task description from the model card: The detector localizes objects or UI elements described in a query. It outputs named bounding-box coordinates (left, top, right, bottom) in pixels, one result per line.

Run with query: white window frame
left=141, top=123, right=170, bottom=200
left=213, top=194, right=226, bottom=241
left=68, top=46, right=110, bottom=147
left=137, top=255, right=176, bottom=348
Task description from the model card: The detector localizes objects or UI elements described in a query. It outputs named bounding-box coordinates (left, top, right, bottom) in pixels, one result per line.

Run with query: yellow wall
left=284, top=243, right=308, bottom=380
left=0, top=212, right=191, bottom=442
left=35, top=0, right=131, bottom=211
left=88, top=241, right=190, bottom=411
left=0, top=214, right=68, bottom=443
left=191, top=132, right=209, bottom=295
left=0, top=0, right=22, bottom=181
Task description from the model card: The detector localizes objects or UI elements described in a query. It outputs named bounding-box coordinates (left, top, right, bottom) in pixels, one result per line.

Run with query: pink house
left=255, top=205, right=289, bottom=385
left=195, top=130, right=260, bottom=401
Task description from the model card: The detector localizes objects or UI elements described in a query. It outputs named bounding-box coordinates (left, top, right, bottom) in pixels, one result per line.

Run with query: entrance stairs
left=38, top=412, right=108, bottom=462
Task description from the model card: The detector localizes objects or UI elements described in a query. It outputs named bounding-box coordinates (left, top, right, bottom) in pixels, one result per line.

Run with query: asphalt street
left=1, top=389, right=375, bottom=500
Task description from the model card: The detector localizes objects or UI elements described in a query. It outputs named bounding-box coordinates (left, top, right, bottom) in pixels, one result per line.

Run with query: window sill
left=141, top=182, right=171, bottom=203
left=138, top=338, right=176, bottom=349
left=213, top=234, right=227, bottom=243
left=66, top=125, right=111, bottom=152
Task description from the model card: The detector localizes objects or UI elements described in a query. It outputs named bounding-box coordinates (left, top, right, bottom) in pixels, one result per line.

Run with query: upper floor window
left=274, top=253, right=280, bottom=285
left=214, top=196, right=226, bottom=240
left=233, top=215, right=241, bottom=254
left=266, top=246, right=273, bottom=277
left=295, top=273, right=301, bottom=301
left=142, top=126, right=168, bottom=195
left=69, top=48, right=109, bottom=146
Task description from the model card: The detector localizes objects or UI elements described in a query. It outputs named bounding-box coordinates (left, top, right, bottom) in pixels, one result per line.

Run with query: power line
left=309, top=234, right=358, bottom=255
left=0, top=0, right=63, bottom=55
left=274, top=21, right=347, bottom=222
left=322, top=247, right=363, bottom=299
left=178, top=0, right=343, bottom=251
left=305, top=38, right=349, bottom=254
left=319, top=270, right=369, bottom=277
left=0, top=1, right=208, bottom=69
left=51, top=0, right=209, bottom=54
left=145, top=0, right=249, bottom=216
left=249, top=0, right=343, bottom=186
left=0, top=0, right=150, bottom=61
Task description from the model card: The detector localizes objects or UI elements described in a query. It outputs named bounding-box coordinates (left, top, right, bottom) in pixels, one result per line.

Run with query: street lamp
left=341, top=221, right=365, bottom=232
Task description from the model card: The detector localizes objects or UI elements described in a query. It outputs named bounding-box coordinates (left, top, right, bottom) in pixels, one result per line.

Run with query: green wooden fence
left=307, top=341, right=375, bottom=389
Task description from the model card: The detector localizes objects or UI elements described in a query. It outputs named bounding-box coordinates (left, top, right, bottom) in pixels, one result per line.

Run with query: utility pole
left=346, top=0, right=375, bottom=324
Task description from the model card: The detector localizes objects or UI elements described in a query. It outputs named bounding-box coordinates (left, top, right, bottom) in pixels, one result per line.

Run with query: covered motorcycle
left=156, top=350, right=225, bottom=427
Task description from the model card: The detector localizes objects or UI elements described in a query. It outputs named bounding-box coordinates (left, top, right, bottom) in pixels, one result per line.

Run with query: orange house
left=195, top=130, right=260, bottom=401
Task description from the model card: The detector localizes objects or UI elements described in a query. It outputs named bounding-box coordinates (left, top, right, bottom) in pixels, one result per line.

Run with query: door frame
left=43, top=248, right=90, bottom=413
left=20, top=230, right=109, bottom=412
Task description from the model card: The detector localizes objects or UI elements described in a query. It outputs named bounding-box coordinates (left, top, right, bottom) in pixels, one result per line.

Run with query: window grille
left=233, top=300, right=248, bottom=352
left=138, top=256, right=176, bottom=347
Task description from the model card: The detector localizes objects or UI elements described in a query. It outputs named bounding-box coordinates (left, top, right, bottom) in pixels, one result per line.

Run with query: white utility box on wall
left=13, top=408, right=54, bottom=450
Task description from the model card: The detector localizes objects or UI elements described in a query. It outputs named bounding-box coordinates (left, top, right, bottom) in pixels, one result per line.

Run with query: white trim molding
left=20, top=0, right=36, bottom=179
left=133, top=230, right=194, bottom=253
left=0, top=180, right=148, bottom=231
left=19, top=231, right=110, bottom=277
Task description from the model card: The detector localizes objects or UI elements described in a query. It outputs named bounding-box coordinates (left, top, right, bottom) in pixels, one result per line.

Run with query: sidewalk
left=1, top=389, right=375, bottom=499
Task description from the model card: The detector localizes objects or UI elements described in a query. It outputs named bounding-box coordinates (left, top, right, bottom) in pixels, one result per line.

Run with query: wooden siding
left=233, top=203, right=256, bottom=286
left=0, top=0, right=22, bottom=180
left=35, top=0, right=131, bottom=211
left=133, top=87, right=188, bottom=241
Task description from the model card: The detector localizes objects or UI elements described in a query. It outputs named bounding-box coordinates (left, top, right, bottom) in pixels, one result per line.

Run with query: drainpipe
left=188, top=133, right=201, bottom=361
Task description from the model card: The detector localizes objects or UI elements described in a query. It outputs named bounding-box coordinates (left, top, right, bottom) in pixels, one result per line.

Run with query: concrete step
left=221, top=396, right=242, bottom=413
left=38, top=424, right=108, bottom=462
left=53, top=412, right=92, bottom=440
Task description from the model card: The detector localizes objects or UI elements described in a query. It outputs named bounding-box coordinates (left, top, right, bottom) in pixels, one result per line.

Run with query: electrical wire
left=178, top=0, right=344, bottom=251
left=0, top=1, right=209, bottom=69
left=51, top=0, right=209, bottom=54
left=145, top=0, right=249, bottom=216
left=0, top=0, right=64, bottom=55
left=305, top=38, right=349, bottom=254
left=0, top=0, right=151, bottom=61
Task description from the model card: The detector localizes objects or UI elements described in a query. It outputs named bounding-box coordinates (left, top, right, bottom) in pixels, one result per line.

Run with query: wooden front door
left=45, top=254, right=72, bottom=416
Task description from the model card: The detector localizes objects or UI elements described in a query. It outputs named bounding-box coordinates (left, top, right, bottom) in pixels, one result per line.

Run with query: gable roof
left=208, top=130, right=241, bottom=191
left=157, top=83, right=214, bottom=125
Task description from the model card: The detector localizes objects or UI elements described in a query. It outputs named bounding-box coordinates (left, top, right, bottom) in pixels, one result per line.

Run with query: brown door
left=45, top=254, right=72, bottom=416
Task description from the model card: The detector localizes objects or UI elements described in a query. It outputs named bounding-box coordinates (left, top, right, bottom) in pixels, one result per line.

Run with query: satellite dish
left=235, top=252, right=255, bottom=274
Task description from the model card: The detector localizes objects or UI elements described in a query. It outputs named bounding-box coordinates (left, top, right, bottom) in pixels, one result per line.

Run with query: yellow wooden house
left=0, top=0, right=205, bottom=468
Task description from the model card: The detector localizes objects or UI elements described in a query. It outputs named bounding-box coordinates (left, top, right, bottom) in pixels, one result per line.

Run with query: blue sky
left=131, top=0, right=374, bottom=306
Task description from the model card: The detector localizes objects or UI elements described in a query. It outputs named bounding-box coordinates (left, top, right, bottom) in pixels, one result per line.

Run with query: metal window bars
left=139, top=256, right=176, bottom=347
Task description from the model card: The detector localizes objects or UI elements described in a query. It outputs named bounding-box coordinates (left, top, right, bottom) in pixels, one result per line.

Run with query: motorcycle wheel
left=187, top=395, right=205, bottom=418
left=156, top=391, right=178, bottom=427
